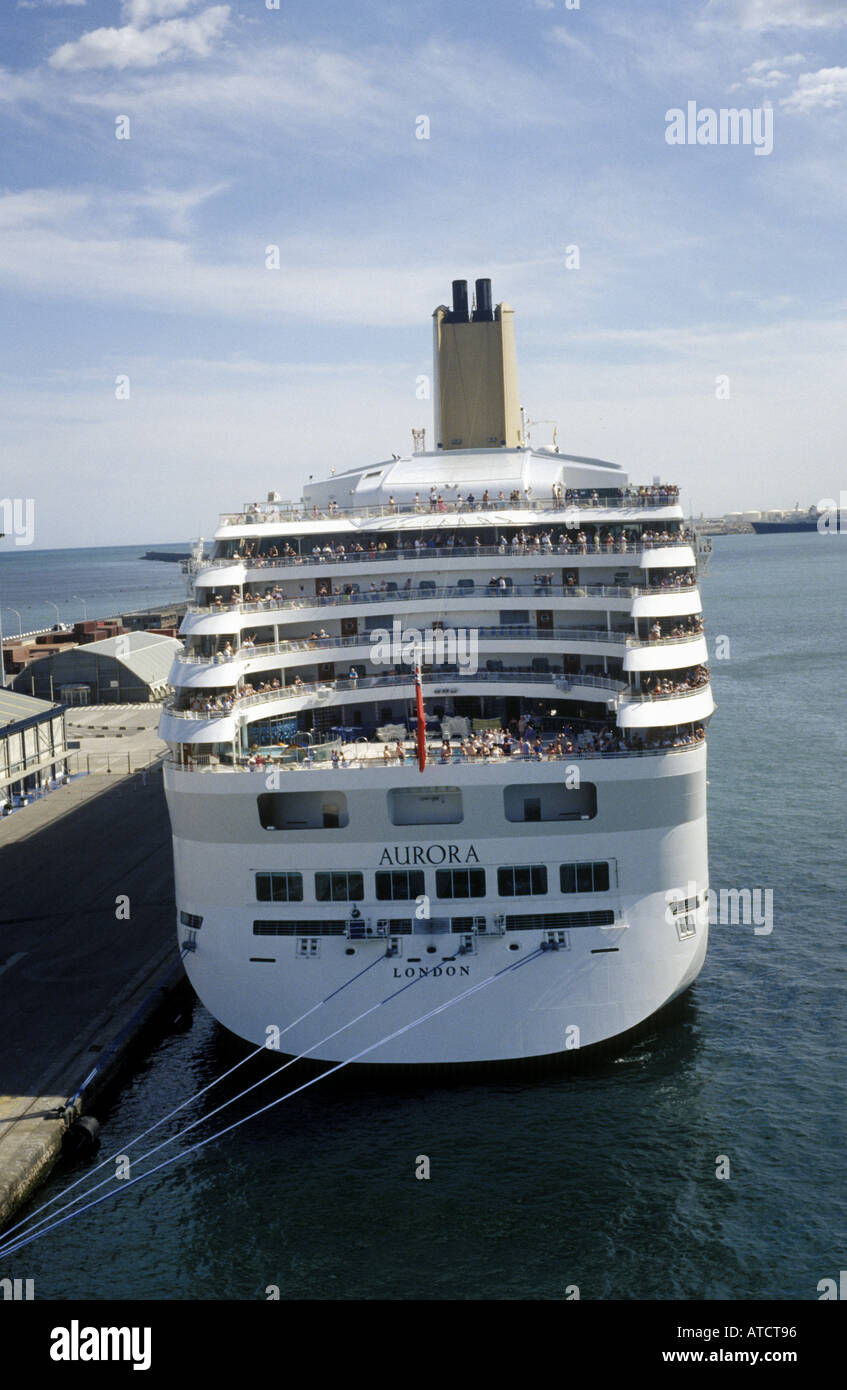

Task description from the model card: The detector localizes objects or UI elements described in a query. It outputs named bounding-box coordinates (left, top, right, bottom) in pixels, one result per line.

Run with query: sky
left=0, top=0, right=845, bottom=548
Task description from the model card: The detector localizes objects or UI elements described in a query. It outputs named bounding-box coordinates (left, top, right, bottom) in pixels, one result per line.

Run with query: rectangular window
left=258, top=791, right=348, bottom=830
left=497, top=865, right=548, bottom=897
left=315, top=871, right=364, bottom=902
left=503, top=782, right=597, bottom=822
left=435, top=868, right=486, bottom=899
left=375, top=870, right=425, bottom=901
left=389, top=786, right=463, bottom=825
left=256, top=872, right=303, bottom=903
left=560, top=862, right=610, bottom=894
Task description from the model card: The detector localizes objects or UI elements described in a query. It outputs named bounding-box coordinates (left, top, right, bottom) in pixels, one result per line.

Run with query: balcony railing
left=186, top=578, right=700, bottom=618
left=164, top=669, right=711, bottom=722
left=179, top=624, right=704, bottom=667
left=166, top=734, right=706, bottom=772
left=217, top=489, right=682, bottom=526
left=199, top=536, right=696, bottom=572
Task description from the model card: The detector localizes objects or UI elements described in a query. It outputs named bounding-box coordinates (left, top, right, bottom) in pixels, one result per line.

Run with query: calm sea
left=2, top=533, right=845, bottom=1300
left=0, top=544, right=189, bottom=635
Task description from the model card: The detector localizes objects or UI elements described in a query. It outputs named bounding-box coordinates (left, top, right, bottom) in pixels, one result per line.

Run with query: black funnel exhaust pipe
left=473, top=277, right=494, bottom=322
left=450, top=279, right=469, bottom=323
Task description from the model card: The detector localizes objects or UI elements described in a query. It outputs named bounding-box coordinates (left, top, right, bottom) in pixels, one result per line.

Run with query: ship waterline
left=161, top=277, right=713, bottom=1067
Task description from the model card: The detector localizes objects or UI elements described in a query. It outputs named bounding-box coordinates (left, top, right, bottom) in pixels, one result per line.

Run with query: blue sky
left=1, top=0, right=845, bottom=547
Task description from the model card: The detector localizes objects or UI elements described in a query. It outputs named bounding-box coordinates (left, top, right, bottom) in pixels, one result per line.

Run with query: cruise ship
left=159, top=278, right=714, bottom=1069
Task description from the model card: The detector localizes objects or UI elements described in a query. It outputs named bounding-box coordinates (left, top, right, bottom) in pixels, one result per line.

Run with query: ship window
left=256, top=872, right=303, bottom=902
left=504, top=609, right=528, bottom=624
left=315, top=871, right=364, bottom=902
left=435, top=868, right=486, bottom=899
left=257, top=791, right=349, bottom=830
left=456, top=579, right=475, bottom=593
left=503, top=782, right=596, bottom=822
left=498, top=865, right=547, bottom=897
left=375, top=870, right=425, bottom=901
left=560, top=862, right=610, bottom=893
left=388, top=786, right=463, bottom=825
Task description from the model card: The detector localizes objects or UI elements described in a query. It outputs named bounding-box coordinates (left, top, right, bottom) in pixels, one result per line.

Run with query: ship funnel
left=473, top=278, right=494, bottom=322
left=450, top=279, right=470, bottom=323
left=432, top=277, right=521, bottom=450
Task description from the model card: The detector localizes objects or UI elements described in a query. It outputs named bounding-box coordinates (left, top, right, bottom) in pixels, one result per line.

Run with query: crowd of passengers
left=649, top=617, right=704, bottom=639
left=641, top=665, right=710, bottom=696
left=203, top=566, right=697, bottom=611
left=225, top=525, right=693, bottom=565
left=239, top=720, right=707, bottom=769
left=178, top=660, right=709, bottom=715
left=202, top=615, right=703, bottom=664
left=235, top=483, right=681, bottom=522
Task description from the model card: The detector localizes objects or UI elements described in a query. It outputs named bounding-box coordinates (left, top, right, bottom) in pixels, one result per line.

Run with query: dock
left=0, top=761, right=185, bottom=1232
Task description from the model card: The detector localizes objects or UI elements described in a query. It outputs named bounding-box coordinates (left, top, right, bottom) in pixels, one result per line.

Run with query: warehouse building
left=13, top=631, right=182, bottom=705
left=0, top=689, right=69, bottom=811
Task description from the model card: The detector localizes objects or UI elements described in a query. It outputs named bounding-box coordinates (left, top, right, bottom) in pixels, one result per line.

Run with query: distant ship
left=751, top=506, right=821, bottom=534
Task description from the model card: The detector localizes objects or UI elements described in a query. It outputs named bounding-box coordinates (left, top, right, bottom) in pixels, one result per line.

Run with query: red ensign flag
left=415, top=664, right=426, bottom=773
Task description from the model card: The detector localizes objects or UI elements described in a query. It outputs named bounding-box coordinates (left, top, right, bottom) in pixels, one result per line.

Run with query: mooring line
left=2, top=945, right=455, bottom=1251
left=0, top=947, right=544, bottom=1259
left=0, top=947, right=390, bottom=1249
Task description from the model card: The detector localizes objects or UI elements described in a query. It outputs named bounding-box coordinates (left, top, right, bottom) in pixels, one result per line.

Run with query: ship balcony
left=159, top=665, right=713, bottom=744
left=164, top=725, right=708, bottom=774
left=215, top=485, right=683, bottom=530
left=195, top=539, right=696, bottom=587
left=169, top=627, right=708, bottom=688
left=182, top=578, right=701, bottom=632
left=160, top=668, right=627, bottom=742
left=616, top=682, right=715, bottom=729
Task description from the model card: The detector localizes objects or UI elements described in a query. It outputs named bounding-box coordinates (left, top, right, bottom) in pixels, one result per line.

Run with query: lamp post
left=45, top=600, right=61, bottom=628
left=6, top=608, right=23, bottom=638
left=72, top=595, right=88, bottom=621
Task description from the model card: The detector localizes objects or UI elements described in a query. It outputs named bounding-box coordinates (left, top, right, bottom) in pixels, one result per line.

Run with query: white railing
left=179, top=624, right=704, bottom=667
left=164, top=669, right=712, bottom=722
left=167, top=736, right=706, bottom=772
left=186, top=579, right=699, bottom=618
left=200, top=536, right=696, bottom=572
left=218, top=490, right=682, bottom=526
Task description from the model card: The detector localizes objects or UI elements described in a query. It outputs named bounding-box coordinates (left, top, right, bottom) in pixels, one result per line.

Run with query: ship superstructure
left=160, top=279, right=713, bottom=1066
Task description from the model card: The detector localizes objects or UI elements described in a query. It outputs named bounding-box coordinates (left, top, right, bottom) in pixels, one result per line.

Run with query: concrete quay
left=0, top=763, right=186, bottom=1234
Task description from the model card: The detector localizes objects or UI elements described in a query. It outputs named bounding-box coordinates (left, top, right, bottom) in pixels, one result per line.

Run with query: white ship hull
left=165, top=747, right=708, bottom=1066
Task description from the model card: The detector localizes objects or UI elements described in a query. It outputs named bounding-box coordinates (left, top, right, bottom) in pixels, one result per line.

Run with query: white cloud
left=48, top=4, right=229, bottom=71
left=548, top=25, right=594, bottom=60
left=729, top=52, right=809, bottom=92
left=748, top=54, right=806, bottom=69
left=780, top=65, right=847, bottom=110
left=0, top=188, right=89, bottom=229
left=705, top=0, right=847, bottom=29
left=121, top=0, right=199, bottom=22
left=17, top=1, right=87, bottom=10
